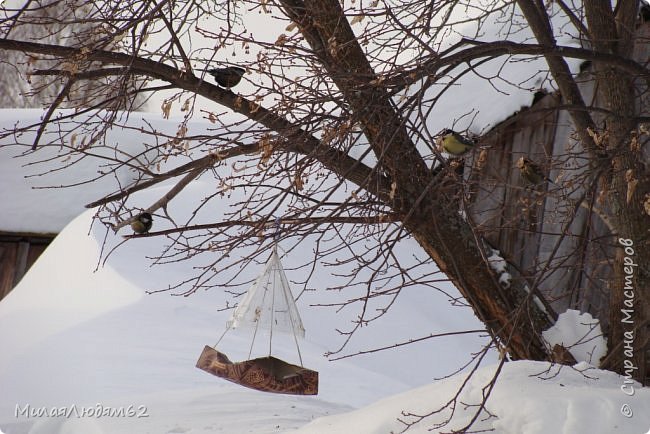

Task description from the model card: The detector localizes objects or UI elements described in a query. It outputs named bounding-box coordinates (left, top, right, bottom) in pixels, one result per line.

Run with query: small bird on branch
left=516, top=157, right=553, bottom=185
left=205, top=66, right=246, bottom=88
left=437, top=129, right=476, bottom=155
left=131, top=212, right=153, bottom=234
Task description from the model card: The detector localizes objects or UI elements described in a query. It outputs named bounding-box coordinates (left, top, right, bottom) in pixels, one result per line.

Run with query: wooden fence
left=0, top=233, right=53, bottom=301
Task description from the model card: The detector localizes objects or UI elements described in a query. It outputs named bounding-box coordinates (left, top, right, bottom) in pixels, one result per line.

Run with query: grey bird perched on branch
left=516, top=157, right=553, bottom=185
left=131, top=212, right=153, bottom=234
left=206, top=66, right=246, bottom=88
left=437, top=129, right=476, bottom=155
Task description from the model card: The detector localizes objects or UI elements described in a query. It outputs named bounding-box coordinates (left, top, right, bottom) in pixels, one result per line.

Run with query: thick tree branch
left=367, top=39, right=650, bottom=92
left=515, top=0, right=600, bottom=155
left=32, top=67, right=130, bottom=79
left=0, top=38, right=391, bottom=202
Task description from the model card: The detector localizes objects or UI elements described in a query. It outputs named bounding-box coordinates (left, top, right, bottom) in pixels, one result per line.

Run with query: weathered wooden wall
left=0, top=233, right=53, bottom=301
left=466, top=94, right=617, bottom=331
left=465, top=21, right=649, bottom=333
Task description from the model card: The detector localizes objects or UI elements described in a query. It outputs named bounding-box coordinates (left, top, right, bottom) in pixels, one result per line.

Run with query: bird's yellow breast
left=442, top=135, right=472, bottom=155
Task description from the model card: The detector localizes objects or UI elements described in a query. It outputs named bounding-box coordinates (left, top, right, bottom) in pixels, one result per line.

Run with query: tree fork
left=281, top=0, right=554, bottom=361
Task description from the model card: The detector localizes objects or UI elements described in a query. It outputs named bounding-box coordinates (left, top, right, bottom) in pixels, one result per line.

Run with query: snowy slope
left=0, top=182, right=647, bottom=434
left=292, top=361, right=650, bottom=434
left=0, top=178, right=489, bottom=434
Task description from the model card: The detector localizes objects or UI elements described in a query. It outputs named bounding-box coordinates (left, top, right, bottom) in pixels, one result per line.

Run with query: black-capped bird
left=131, top=212, right=153, bottom=234
left=516, top=157, right=552, bottom=185
left=437, top=129, right=475, bottom=155
left=207, top=66, right=246, bottom=88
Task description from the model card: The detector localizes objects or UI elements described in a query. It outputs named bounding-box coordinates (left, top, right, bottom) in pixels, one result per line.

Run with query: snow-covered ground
left=295, top=360, right=650, bottom=434
left=0, top=182, right=648, bottom=434
left=0, top=173, right=489, bottom=433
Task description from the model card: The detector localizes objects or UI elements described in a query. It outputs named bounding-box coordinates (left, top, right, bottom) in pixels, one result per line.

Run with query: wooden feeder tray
left=196, top=345, right=318, bottom=395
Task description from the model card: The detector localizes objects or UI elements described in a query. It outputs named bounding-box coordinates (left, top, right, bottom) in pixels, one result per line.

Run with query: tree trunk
left=518, top=0, right=650, bottom=384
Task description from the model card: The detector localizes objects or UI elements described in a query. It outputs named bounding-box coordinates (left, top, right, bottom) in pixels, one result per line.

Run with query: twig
left=122, top=213, right=400, bottom=238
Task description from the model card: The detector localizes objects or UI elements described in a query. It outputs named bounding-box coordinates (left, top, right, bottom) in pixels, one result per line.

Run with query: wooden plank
left=469, top=94, right=559, bottom=281
left=0, top=237, right=52, bottom=301
left=13, top=241, right=30, bottom=287
left=26, top=243, right=48, bottom=268
left=0, top=242, right=18, bottom=300
left=465, top=131, right=509, bottom=244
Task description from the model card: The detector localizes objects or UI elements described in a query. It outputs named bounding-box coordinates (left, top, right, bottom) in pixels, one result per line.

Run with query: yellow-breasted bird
left=131, top=212, right=153, bottom=234
left=516, top=157, right=552, bottom=185
left=207, top=66, right=246, bottom=88
left=437, top=129, right=475, bottom=155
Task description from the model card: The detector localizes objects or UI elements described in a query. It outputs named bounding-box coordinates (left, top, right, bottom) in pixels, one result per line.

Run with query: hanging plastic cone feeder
left=196, top=245, right=318, bottom=395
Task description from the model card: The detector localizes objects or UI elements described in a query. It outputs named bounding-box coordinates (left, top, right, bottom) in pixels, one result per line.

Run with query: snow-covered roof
left=0, top=109, right=219, bottom=234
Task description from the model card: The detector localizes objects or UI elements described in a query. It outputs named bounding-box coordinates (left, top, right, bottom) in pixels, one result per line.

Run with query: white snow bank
left=0, top=210, right=142, bottom=375
left=4, top=386, right=350, bottom=434
left=543, top=309, right=608, bottom=365
left=0, top=178, right=490, bottom=433
left=291, top=360, right=650, bottom=434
